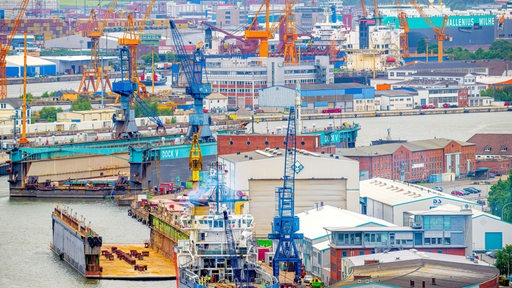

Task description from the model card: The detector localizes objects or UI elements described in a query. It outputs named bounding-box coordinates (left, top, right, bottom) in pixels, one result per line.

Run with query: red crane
left=0, top=0, right=31, bottom=100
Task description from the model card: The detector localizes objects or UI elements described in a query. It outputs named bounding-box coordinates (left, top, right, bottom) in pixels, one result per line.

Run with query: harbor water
left=0, top=111, right=511, bottom=287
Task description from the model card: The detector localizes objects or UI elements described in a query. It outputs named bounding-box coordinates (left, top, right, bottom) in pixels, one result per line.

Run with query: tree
left=495, top=245, right=512, bottom=276
left=38, top=107, right=63, bottom=122
left=70, top=97, right=92, bottom=111
left=140, top=52, right=160, bottom=65
left=19, top=92, right=33, bottom=102
left=165, top=51, right=176, bottom=62
left=487, top=170, right=512, bottom=221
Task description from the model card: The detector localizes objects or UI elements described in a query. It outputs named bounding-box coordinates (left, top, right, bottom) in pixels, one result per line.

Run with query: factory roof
left=359, top=178, right=481, bottom=208
left=412, top=71, right=471, bottom=78
left=299, top=83, right=371, bottom=90
left=312, top=240, right=330, bottom=252
left=339, top=250, right=499, bottom=287
left=388, top=61, right=482, bottom=71
left=6, top=55, right=56, bottom=67
left=221, top=148, right=350, bottom=163
left=375, top=89, right=417, bottom=97
left=338, top=138, right=474, bottom=157
left=297, top=205, right=396, bottom=240
left=41, top=55, right=118, bottom=62
left=432, top=204, right=500, bottom=220
left=467, top=133, right=512, bottom=156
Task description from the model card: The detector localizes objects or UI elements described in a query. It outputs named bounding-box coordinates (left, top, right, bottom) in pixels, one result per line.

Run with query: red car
left=442, top=103, right=450, bottom=108
left=451, top=190, right=464, bottom=196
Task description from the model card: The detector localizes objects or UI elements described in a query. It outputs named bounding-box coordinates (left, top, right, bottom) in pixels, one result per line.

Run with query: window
left=359, top=250, right=365, bottom=255
left=342, top=250, right=347, bottom=257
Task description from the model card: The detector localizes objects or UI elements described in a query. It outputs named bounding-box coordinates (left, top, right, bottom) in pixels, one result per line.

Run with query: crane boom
left=396, top=0, right=409, bottom=58
left=1, top=0, right=31, bottom=100
left=410, top=0, right=449, bottom=63
left=360, top=0, right=368, bottom=18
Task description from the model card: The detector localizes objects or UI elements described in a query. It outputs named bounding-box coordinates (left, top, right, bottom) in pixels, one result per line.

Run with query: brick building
left=337, top=138, right=476, bottom=182
left=467, top=133, right=512, bottom=176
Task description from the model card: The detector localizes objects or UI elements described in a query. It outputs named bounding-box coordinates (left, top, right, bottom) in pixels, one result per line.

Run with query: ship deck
left=93, top=244, right=176, bottom=280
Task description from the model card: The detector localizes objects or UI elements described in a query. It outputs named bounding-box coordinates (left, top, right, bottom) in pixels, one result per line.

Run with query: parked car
left=463, top=187, right=481, bottom=194
left=451, top=190, right=464, bottom=196
left=432, top=186, right=443, bottom=192
left=486, top=250, right=498, bottom=258
left=303, top=275, right=313, bottom=284
left=442, top=103, right=450, bottom=108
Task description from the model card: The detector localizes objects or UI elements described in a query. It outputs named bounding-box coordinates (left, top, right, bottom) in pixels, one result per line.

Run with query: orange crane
left=19, top=33, right=29, bottom=146
left=360, top=0, right=368, bottom=18
left=410, top=0, right=449, bottom=63
left=118, top=0, right=156, bottom=98
left=282, top=0, right=298, bottom=64
left=396, top=0, right=409, bottom=58
left=244, top=0, right=271, bottom=57
left=0, top=0, right=30, bottom=100
left=373, top=0, right=381, bottom=24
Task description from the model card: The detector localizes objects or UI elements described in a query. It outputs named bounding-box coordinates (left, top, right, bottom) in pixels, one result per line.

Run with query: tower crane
left=118, top=0, right=156, bottom=98
left=78, top=0, right=117, bottom=94
left=268, top=106, right=303, bottom=283
left=0, top=0, right=30, bottom=100
left=410, top=0, right=449, bottom=63
left=169, top=20, right=214, bottom=142
left=396, top=0, right=409, bottom=58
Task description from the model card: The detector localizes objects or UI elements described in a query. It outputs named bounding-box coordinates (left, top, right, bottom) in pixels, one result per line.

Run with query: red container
left=258, top=247, right=270, bottom=262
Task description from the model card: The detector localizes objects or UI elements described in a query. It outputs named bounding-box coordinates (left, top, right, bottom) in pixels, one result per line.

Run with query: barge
left=50, top=206, right=176, bottom=280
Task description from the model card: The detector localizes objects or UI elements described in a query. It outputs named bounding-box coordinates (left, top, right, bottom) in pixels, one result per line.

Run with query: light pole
left=501, top=202, right=512, bottom=222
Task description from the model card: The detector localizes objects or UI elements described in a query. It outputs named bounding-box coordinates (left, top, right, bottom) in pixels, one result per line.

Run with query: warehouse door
left=485, top=232, right=503, bottom=251
left=248, top=178, right=346, bottom=238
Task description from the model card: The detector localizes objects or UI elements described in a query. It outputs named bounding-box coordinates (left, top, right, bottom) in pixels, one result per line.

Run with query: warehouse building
left=360, top=178, right=482, bottom=226
left=218, top=149, right=360, bottom=238
left=338, top=138, right=476, bottom=182
left=5, top=55, right=56, bottom=77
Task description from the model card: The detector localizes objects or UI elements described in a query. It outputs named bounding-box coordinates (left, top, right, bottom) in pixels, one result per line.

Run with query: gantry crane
left=410, top=0, right=449, bottom=63
left=118, top=0, right=156, bottom=98
left=189, top=133, right=202, bottom=190
left=268, top=106, right=303, bottom=283
left=169, top=19, right=214, bottom=142
left=396, top=0, right=409, bottom=58
left=0, top=0, right=30, bottom=100
left=78, top=0, right=117, bottom=94
left=111, top=46, right=165, bottom=139
left=245, top=0, right=271, bottom=57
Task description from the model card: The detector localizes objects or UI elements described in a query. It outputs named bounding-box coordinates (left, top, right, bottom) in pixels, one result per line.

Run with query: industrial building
left=296, top=204, right=395, bottom=284
left=360, top=178, right=482, bottom=226
left=42, top=55, right=118, bottom=75
left=217, top=149, right=360, bottom=238
left=432, top=204, right=512, bottom=252
left=337, top=138, right=476, bottom=182
left=258, top=83, right=375, bottom=113
left=326, top=207, right=474, bottom=283
left=337, top=250, right=499, bottom=287
left=5, top=55, right=56, bottom=77
left=467, top=133, right=512, bottom=176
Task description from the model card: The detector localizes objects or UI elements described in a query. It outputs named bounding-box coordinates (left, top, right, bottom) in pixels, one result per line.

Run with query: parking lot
left=422, top=175, right=507, bottom=212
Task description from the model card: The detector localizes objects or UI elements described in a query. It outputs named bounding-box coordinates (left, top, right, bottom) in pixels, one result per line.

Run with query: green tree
left=487, top=170, right=512, bottom=221
left=19, top=92, right=33, bottom=102
left=38, top=107, right=63, bottom=122
left=140, top=52, right=159, bottom=65
left=495, top=245, right=512, bottom=276
left=70, top=97, right=92, bottom=111
left=165, top=51, right=176, bottom=62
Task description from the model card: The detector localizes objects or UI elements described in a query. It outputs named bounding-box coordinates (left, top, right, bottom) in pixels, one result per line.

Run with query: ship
left=139, top=72, right=167, bottom=86
left=378, top=3, right=506, bottom=50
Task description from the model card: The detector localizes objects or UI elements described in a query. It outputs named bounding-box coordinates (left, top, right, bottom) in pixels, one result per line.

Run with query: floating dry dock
left=50, top=207, right=175, bottom=280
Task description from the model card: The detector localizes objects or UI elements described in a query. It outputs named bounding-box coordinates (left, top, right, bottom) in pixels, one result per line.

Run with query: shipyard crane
left=118, top=0, right=156, bottom=98
left=282, top=0, right=299, bottom=64
left=0, top=0, right=30, bottom=100
left=111, top=46, right=165, bottom=139
left=78, top=0, right=117, bottom=94
left=268, top=106, right=303, bottom=283
left=223, top=210, right=242, bottom=286
left=169, top=19, right=214, bottom=142
left=410, top=0, right=449, bottom=63
left=360, top=0, right=368, bottom=19
left=396, top=0, right=409, bottom=58
left=189, top=133, right=202, bottom=189
left=202, top=22, right=258, bottom=55
left=245, top=0, right=271, bottom=57
left=373, top=0, right=381, bottom=24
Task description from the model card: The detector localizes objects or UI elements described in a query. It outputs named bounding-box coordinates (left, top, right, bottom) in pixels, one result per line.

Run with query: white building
left=376, top=89, right=417, bottom=111
left=297, top=204, right=395, bottom=282
left=218, top=149, right=360, bottom=238
left=361, top=178, right=482, bottom=226
left=204, top=92, right=228, bottom=113
left=432, top=204, right=512, bottom=252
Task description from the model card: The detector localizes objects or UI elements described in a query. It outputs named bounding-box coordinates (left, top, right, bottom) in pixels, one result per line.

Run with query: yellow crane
left=0, top=0, right=30, bottom=100
left=189, top=133, right=202, bottom=189
left=117, top=0, right=156, bottom=98
left=410, top=0, right=449, bottom=63
left=19, top=33, right=29, bottom=146
left=78, top=0, right=118, bottom=94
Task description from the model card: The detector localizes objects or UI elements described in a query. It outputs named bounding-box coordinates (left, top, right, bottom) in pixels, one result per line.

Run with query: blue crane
left=268, top=106, right=304, bottom=283
left=169, top=20, right=214, bottom=142
left=112, top=47, right=165, bottom=139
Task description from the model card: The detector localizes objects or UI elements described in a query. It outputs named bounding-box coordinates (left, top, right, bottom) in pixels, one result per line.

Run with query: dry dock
left=95, top=244, right=176, bottom=280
